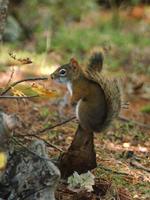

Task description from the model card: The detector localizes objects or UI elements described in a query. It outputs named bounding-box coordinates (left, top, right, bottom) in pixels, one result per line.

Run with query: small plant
left=141, top=104, right=150, bottom=114
left=131, top=0, right=141, bottom=6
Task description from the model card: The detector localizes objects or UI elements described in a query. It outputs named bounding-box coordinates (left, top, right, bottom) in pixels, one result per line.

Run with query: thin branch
left=5, top=67, right=15, bottom=88
left=38, top=116, right=76, bottom=134
left=1, top=77, right=48, bottom=95
left=15, top=116, right=76, bottom=152
left=12, top=137, right=54, bottom=162
left=21, top=186, right=49, bottom=200
left=97, top=164, right=129, bottom=176
left=37, top=114, right=150, bottom=135
left=16, top=134, right=64, bottom=152
left=130, top=160, right=150, bottom=173
left=118, top=115, right=150, bottom=129
left=31, top=135, right=64, bottom=152
left=0, top=95, right=39, bottom=99
left=12, top=186, right=48, bottom=200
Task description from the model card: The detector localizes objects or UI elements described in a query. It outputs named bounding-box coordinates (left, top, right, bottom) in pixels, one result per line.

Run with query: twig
left=97, top=164, right=129, bottom=176
left=118, top=115, right=150, bottom=129
left=12, top=137, right=54, bottom=162
left=31, top=134, right=64, bottom=152
left=0, top=95, right=39, bottom=99
left=5, top=67, right=15, bottom=88
left=38, top=116, right=76, bottom=134
left=12, top=186, right=49, bottom=200
left=15, top=134, right=64, bottom=152
left=21, top=186, right=49, bottom=200
left=1, top=77, right=48, bottom=95
left=130, top=160, right=150, bottom=173
left=15, top=116, right=76, bottom=152
left=38, top=115, right=149, bottom=135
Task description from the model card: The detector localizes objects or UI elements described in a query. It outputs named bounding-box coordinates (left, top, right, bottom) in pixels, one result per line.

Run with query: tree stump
left=0, top=0, right=9, bottom=41
left=59, top=125, right=97, bottom=178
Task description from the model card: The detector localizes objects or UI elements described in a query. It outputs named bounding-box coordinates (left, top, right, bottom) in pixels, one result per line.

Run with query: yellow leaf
left=31, top=83, right=58, bottom=97
left=0, top=152, right=7, bottom=170
left=11, top=87, right=26, bottom=97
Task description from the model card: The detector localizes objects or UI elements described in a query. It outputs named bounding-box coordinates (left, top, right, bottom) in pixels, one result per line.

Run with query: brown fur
left=51, top=53, right=121, bottom=133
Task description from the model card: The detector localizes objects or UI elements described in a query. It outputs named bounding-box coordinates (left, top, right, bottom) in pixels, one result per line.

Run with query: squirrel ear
left=70, top=58, right=79, bottom=70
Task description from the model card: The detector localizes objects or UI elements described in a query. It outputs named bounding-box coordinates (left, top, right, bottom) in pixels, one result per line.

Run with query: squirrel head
left=51, top=58, right=81, bottom=83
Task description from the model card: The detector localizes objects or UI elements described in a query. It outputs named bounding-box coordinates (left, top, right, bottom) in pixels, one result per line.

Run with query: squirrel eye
left=59, top=69, right=66, bottom=76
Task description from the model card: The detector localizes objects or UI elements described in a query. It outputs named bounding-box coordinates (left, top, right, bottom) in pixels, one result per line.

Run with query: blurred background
left=0, top=0, right=150, bottom=75
left=0, top=1, right=150, bottom=199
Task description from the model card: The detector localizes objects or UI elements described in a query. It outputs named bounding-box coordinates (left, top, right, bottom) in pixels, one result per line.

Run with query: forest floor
left=0, top=7, right=150, bottom=200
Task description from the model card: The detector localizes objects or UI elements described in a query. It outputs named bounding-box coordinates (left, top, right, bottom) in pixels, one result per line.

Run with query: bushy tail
left=85, top=69, right=122, bottom=132
left=88, top=52, right=103, bottom=72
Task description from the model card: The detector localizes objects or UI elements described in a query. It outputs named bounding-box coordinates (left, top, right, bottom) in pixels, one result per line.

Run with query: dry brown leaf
left=9, top=52, right=32, bottom=65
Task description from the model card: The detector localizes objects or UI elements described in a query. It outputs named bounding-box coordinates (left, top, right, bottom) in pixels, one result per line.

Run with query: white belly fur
left=76, top=99, right=81, bottom=120
left=67, top=81, right=80, bottom=120
left=67, top=82, right=72, bottom=96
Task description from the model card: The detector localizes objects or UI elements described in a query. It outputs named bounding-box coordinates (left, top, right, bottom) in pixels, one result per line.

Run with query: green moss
left=141, top=104, right=150, bottom=114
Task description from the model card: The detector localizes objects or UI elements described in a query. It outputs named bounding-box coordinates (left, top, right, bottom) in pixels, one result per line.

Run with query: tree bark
left=0, top=0, right=9, bottom=41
